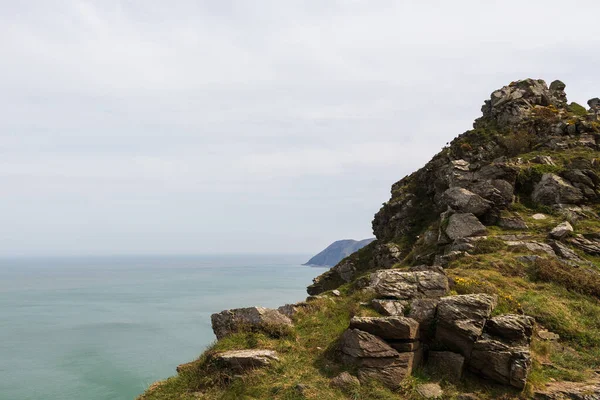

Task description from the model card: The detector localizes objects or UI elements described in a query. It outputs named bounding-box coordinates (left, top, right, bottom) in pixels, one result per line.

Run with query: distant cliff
left=304, top=238, right=375, bottom=267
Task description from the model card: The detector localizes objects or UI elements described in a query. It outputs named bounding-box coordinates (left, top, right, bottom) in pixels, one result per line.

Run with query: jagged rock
left=505, top=240, right=556, bottom=256
left=416, top=383, right=444, bottom=399
left=537, top=330, right=560, bottom=341
left=549, top=221, right=574, bottom=239
left=532, top=174, right=584, bottom=205
left=366, top=269, right=449, bottom=300
left=339, top=329, right=399, bottom=360
left=550, top=241, right=582, bottom=261
left=371, top=299, right=405, bottom=316
left=329, top=372, right=360, bottom=393
left=532, top=155, right=557, bottom=166
left=567, top=234, right=600, bottom=256
left=373, top=242, right=403, bottom=268
left=349, top=316, right=420, bottom=340
left=211, top=307, right=292, bottom=339
left=442, top=187, right=493, bottom=216
left=445, top=213, right=488, bottom=240
left=407, top=298, right=439, bottom=340
left=534, top=377, right=600, bottom=399
left=484, top=314, right=535, bottom=345
left=428, top=351, right=465, bottom=382
left=498, top=216, right=529, bottom=230
left=435, top=294, right=497, bottom=356
left=214, top=349, right=279, bottom=371
left=468, top=339, right=532, bottom=389
left=340, top=329, right=420, bottom=389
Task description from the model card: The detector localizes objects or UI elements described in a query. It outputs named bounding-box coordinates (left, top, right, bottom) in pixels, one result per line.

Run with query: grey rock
left=211, top=307, right=292, bottom=339
left=498, top=216, right=529, bottom=230
left=567, top=234, right=600, bottom=256
left=531, top=155, right=556, bottom=166
left=484, top=314, right=535, bottom=345
left=550, top=241, right=582, bottom=261
left=505, top=241, right=556, bottom=256
left=339, top=329, right=399, bottom=360
left=537, top=330, right=560, bottom=341
left=416, top=383, right=444, bottom=399
left=532, top=213, right=547, bottom=220
left=428, top=351, right=465, bottom=382
left=442, top=187, right=492, bottom=216
left=332, top=289, right=341, bottom=297
left=532, top=174, right=584, bottom=205
left=215, top=349, right=279, bottom=371
left=435, top=294, right=497, bottom=356
left=445, top=213, right=487, bottom=240
left=366, top=269, right=449, bottom=300
left=371, top=299, right=405, bottom=316
left=408, top=298, right=439, bottom=339
left=329, top=372, right=360, bottom=393
left=349, top=316, right=420, bottom=340
left=356, top=349, right=422, bottom=389
left=468, top=339, right=532, bottom=389
left=549, top=221, right=574, bottom=240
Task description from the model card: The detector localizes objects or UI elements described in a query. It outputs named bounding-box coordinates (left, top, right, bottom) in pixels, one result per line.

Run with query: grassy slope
left=139, top=148, right=600, bottom=400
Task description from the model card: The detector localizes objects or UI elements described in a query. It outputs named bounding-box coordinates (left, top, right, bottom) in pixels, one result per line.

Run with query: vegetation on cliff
left=139, top=80, right=600, bottom=399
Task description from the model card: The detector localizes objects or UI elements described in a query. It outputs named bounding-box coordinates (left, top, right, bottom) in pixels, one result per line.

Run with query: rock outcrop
left=214, top=349, right=280, bottom=371
left=211, top=307, right=292, bottom=339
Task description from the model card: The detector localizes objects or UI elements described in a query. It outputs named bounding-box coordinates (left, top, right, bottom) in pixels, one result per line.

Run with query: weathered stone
left=484, top=314, right=535, bottom=345
left=356, top=349, right=422, bottom=389
left=537, top=330, right=560, bottom=341
left=329, top=372, right=360, bottom=393
left=567, top=234, right=600, bottom=256
left=531, top=155, right=556, bottom=166
left=468, top=339, right=532, bottom=389
left=366, top=269, right=449, bottom=300
left=534, top=377, right=600, bottom=399
left=211, top=307, right=292, bottom=339
left=350, top=316, right=420, bottom=340
left=428, top=351, right=465, bottom=382
left=388, top=340, right=421, bottom=352
left=277, top=302, right=308, bottom=317
left=442, top=187, right=492, bottom=216
left=532, top=173, right=584, bottom=205
left=416, top=383, right=444, bottom=399
left=371, top=299, right=405, bottom=316
left=498, top=216, right=529, bottom=230
left=532, top=213, right=547, bottom=220
left=445, top=213, right=488, bottom=240
left=505, top=241, right=556, bottom=256
left=339, top=329, right=399, bottom=360
left=408, top=298, right=439, bottom=339
left=332, top=289, right=341, bottom=297
left=550, top=241, right=582, bottom=261
left=435, top=294, right=497, bottom=356
left=549, top=221, right=574, bottom=239
left=215, top=349, right=279, bottom=371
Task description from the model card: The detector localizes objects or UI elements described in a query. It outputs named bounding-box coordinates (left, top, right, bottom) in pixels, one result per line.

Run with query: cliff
left=139, top=79, right=600, bottom=400
left=304, top=238, right=376, bottom=267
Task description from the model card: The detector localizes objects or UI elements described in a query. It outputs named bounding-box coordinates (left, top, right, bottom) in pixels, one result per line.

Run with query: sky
left=0, top=1, right=599, bottom=256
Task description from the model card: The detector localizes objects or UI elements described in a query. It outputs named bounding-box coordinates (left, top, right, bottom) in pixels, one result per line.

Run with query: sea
left=0, top=254, right=321, bottom=400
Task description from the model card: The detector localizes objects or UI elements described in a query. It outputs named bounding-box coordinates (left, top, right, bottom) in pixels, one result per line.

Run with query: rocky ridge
left=139, top=79, right=600, bottom=400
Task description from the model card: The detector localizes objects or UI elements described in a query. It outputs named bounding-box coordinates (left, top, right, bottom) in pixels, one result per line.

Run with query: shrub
left=568, top=102, right=588, bottom=117
left=530, top=258, right=600, bottom=298
left=499, top=130, right=536, bottom=157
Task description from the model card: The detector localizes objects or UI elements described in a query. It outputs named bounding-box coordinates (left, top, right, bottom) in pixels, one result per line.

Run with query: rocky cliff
left=139, top=79, right=600, bottom=400
left=304, top=238, right=376, bottom=267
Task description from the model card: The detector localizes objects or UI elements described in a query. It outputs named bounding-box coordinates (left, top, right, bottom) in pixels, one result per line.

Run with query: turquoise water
left=0, top=255, right=321, bottom=400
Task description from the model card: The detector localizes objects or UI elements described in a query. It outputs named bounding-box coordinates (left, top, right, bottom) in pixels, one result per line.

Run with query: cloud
left=0, top=0, right=599, bottom=255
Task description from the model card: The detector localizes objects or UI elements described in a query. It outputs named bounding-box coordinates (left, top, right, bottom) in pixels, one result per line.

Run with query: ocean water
left=0, top=255, right=321, bottom=400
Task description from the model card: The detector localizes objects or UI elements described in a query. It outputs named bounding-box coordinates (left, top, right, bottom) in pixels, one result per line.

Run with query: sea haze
left=0, top=254, right=320, bottom=400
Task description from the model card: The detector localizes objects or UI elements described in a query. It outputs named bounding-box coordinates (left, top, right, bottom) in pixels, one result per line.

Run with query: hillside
left=304, top=239, right=376, bottom=267
left=139, top=79, right=600, bottom=400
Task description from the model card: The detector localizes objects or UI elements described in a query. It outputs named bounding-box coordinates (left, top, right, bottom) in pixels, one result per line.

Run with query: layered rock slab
left=211, top=307, right=292, bottom=339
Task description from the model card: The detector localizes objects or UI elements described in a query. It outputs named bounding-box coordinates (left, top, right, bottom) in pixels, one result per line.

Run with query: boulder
left=484, top=314, right=535, bottom=345
left=532, top=213, right=547, bottom=220
left=549, top=241, right=582, bottom=261
left=349, top=316, right=420, bottom=340
left=567, top=234, right=600, bottom=256
left=366, top=269, right=449, bottom=300
left=416, top=383, right=444, bottom=399
left=407, top=298, right=439, bottom=340
left=532, top=174, right=584, bottom=205
left=549, top=221, right=574, bottom=239
left=445, top=213, right=488, bottom=240
left=211, top=307, right=292, bottom=339
left=435, top=294, right=497, bottom=356
left=371, top=299, right=405, bottom=316
left=214, top=349, right=279, bottom=371
left=441, top=187, right=492, bottom=216
left=428, top=351, right=465, bottom=382
left=468, top=339, right=532, bottom=389
left=329, top=372, right=360, bottom=393
left=356, top=349, right=422, bottom=389
left=498, top=216, right=529, bottom=230
left=339, top=329, right=399, bottom=360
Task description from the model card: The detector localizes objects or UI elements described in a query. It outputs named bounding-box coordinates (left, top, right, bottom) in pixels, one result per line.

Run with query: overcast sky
left=0, top=1, right=598, bottom=256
